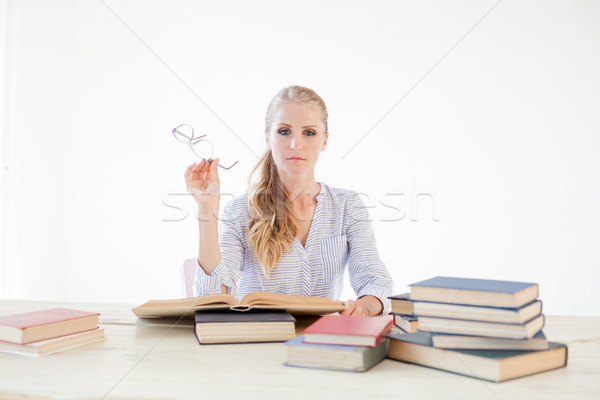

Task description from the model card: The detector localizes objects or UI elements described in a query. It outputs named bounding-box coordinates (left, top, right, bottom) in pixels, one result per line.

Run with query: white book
left=0, top=327, right=106, bottom=357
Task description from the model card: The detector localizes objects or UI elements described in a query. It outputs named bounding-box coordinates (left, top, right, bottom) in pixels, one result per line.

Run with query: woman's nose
left=290, top=135, right=303, bottom=150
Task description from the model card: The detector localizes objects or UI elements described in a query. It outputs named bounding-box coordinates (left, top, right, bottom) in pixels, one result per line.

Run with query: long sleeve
left=194, top=199, right=245, bottom=297
left=346, top=192, right=395, bottom=311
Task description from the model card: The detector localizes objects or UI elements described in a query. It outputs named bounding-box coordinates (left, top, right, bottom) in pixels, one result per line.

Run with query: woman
left=185, top=85, right=394, bottom=316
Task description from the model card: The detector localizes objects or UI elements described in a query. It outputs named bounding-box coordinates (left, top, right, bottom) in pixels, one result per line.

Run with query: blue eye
left=305, top=130, right=316, bottom=136
left=278, top=129, right=290, bottom=135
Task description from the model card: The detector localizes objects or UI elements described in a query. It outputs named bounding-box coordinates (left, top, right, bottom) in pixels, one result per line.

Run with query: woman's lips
left=287, top=157, right=305, bottom=161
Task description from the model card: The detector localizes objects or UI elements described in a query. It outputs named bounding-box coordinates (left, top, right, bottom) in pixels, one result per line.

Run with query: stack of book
left=133, top=291, right=345, bottom=345
left=386, top=276, right=568, bottom=382
left=0, top=308, right=105, bottom=357
left=284, top=315, right=393, bottom=372
left=388, top=293, right=418, bottom=333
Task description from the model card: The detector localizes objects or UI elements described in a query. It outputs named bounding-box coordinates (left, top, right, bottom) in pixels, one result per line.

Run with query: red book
left=303, top=315, right=393, bottom=347
left=0, top=308, right=100, bottom=344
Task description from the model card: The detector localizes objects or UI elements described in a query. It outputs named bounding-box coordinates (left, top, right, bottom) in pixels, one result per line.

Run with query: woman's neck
left=279, top=173, right=320, bottom=208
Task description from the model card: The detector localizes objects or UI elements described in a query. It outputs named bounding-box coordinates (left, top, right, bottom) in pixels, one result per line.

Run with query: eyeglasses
left=171, top=124, right=238, bottom=170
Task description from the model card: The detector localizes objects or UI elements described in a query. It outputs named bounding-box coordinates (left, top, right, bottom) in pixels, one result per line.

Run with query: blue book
left=409, top=276, right=539, bottom=308
left=387, top=331, right=567, bottom=382
left=283, top=335, right=389, bottom=372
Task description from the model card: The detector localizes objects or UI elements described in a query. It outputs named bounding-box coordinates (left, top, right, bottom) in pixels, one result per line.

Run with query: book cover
left=409, top=276, right=539, bottom=308
left=194, top=309, right=296, bottom=344
left=388, top=293, right=411, bottom=300
left=387, top=331, right=567, bottom=382
left=284, top=335, right=389, bottom=372
left=303, top=315, right=393, bottom=347
left=417, top=314, right=545, bottom=339
left=194, top=309, right=297, bottom=324
left=0, top=308, right=100, bottom=344
left=412, top=299, right=542, bottom=324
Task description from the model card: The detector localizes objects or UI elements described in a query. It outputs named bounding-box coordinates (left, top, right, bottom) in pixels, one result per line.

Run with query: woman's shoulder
left=319, top=183, right=364, bottom=212
left=221, top=193, right=250, bottom=218
left=320, top=182, right=360, bottom=203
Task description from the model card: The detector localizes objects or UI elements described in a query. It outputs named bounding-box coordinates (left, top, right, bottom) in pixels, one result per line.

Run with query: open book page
left=131, top=293, right=239, bottom=317
left=239, top=292, right=346, bottom=315
left=132, top=292, right=345, bottom=317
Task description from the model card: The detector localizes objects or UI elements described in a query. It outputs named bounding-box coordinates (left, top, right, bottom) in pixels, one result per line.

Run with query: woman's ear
left=265, top=129, right=270, bottom=147
left=321, top=132, right=329, bottom=151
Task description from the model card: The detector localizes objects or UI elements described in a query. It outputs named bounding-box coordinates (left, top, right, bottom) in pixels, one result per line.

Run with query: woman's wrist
left=196, top=198, right=220, bottom=220
left=357, top=295, right=383, bottom=316
left=194, top=191, right=218, bottom=205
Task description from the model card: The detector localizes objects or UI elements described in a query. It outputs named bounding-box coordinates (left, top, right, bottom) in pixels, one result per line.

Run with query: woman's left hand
left=340, top=300, right=365, bottom=316
left=340, top=295, right=383, bottom=316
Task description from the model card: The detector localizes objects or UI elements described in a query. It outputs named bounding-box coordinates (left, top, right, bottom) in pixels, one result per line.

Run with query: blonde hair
left=248, top=85, right=328, bottom=278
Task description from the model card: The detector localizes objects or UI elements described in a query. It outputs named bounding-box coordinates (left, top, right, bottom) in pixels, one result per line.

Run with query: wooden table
left=0, top=300, right=598, bottom=400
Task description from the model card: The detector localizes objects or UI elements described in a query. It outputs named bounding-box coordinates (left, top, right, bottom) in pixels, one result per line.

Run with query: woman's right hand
left=185, top=158, right=220, bottom=207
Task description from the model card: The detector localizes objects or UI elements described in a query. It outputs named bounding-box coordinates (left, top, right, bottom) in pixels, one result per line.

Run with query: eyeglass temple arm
left=190, top=135, right=208, bottom=144
left=208, top=159, right=238, bottom=170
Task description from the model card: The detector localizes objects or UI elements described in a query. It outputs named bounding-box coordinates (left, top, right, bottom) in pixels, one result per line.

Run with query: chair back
left=181, top=258, right=197, bottom=298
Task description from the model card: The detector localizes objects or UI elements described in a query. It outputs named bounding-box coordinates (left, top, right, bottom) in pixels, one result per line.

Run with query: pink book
left=0, top=308, right=100, bottom=344
left=303, top=315, right=393, bottom=347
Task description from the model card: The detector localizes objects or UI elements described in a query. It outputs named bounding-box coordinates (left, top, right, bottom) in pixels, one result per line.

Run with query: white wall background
left=1, top=0, right=599, bottom=315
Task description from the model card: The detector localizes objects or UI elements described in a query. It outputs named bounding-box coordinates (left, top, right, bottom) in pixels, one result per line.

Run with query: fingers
left=185, top=163, right=196, bottom=178
left=199, top=159, right=212, bottom=181
left=187, top=160, right=209, bottom=181
left=340, top=300, right=356, bottom=316
left=185, top=158, right=221, bottom=187
left=352, top=302, right=367, bottom=316
left=340, top=299, right=369, bottom=316
left=209, top=158, right=220, bottom=182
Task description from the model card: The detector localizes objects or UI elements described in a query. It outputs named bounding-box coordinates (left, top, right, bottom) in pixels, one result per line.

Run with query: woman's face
left=266, top=101, right=328, bottom=177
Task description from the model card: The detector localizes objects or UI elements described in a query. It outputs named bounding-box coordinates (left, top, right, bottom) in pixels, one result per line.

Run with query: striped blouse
left=194, top=183, right=395, bottom=311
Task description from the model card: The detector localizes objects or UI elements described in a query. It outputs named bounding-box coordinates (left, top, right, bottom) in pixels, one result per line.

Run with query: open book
left=132, top=292, right=346, bottom=318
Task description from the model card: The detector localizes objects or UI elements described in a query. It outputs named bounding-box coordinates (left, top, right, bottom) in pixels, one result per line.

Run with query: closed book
left=284, top=335, right=389, bottom=372
left=194, top=309, right=296, bottom=344
left=387, top=331, right=567, bottom=382
left=0, top=328, right=106, bottom=357
left=431, top=331, right=549, bottom=350
left=303, top=315, right=393, bottom=347
left=413, top=299, right=542, bottom=324
left=393, top=314, right=418, bottom=333
left=409, top=276, right=538, bottom=308
left=0, top=308, right=100, bottom=344
left=388, top=293, right=414, bottom=315
left=418, top=314, right=545, bottom=339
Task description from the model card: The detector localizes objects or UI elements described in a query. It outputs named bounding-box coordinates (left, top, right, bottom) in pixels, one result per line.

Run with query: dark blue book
left=284, top=335, right=389, bottom=372
left=387, top=331, right=567, bottom=382
left=409, top=276, right=539, bottom=308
